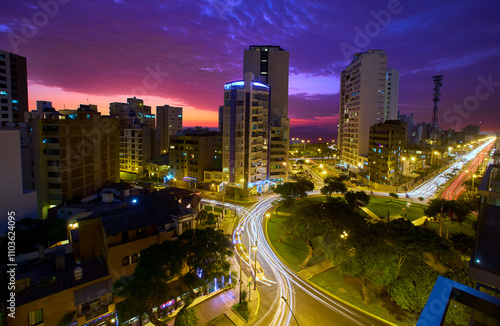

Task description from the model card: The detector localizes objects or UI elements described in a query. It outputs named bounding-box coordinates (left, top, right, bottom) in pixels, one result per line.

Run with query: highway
left=408, top=138, right=495, bottom=199
left=440, top=141, right=494, bottom=200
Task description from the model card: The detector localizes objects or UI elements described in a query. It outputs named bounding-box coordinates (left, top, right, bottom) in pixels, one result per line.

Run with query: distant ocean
left=290, top=127, right=337, bottom=143
left=192, top=127, right=338, bottom=144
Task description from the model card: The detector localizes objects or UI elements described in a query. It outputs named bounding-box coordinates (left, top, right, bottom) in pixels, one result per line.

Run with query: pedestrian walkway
left=144, top=258, right=259, bottom=326
left=412, top=215, right=429, bottom=226
left=298, top=260, right=333, bottom=279
left=360, top=206, right=381, bottom=220
left=144, top=206, right=260, bottom=325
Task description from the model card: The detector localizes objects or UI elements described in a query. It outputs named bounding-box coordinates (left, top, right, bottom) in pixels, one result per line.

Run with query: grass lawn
left=267, top=214, right=314, bottom=271
left=310, top=268, right=412, bottom=325
left=278, top=195, right=326, bottom=215
left=425, top=215, right=476, bottom=237
left=367, top=197, right=427, bottom=221
left=231, top=303, right=249, bottom=322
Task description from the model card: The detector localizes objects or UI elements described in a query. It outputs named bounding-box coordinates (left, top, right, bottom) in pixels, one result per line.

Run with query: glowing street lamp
left=340, top=231, right=348, bottom=250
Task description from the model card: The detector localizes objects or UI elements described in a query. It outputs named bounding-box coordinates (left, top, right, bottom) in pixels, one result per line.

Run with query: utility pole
left=239, top=254, right=242, bottom=303
left=253, top=240, right=258, bottom=290
left=222, top=184, right=225, bottom=220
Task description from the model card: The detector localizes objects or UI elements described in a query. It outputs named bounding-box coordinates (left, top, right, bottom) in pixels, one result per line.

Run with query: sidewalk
left=145, top=259, right=260, bottom=326
left=147, top=206, right=260, bottom=325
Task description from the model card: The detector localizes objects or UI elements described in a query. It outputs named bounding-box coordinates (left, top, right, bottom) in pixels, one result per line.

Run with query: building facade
left=169, top=129, right=222, bottom=187
left=338, top=50, right=399, bottom=169
left=384, top=67, right=399, bottom=121
left=12, top=190, right=198, bottom=326
left=0, top=49, right=28, bottom=125
left=244, top=45, right=289, bottom=182
left=26, top=108, right=120, bottom=219
left=222, top=72, right=271, bottom=193
left=368, top=120, right=407, bottom=185
left=109, top=97, right=160, bottom=178
left=156, top=105, right=183, bottom=154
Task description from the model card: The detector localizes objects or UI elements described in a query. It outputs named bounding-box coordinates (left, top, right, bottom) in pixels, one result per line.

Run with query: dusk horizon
left=2, top=0, right=500, bottom=135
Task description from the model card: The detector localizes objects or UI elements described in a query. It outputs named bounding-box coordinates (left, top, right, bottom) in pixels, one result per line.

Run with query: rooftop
left=16, top=245, right=109, bottom=306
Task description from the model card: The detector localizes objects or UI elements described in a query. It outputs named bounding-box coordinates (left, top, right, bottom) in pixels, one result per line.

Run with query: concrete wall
left=0, top=130, right=37, bottom=234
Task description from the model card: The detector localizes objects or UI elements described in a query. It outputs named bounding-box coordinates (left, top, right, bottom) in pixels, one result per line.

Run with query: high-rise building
left=109, top=97, right=160, bottom=178
left=222, top=72, right=271, bottom=193
left=338, top=50, right=399, bottom=168
left=469, top=138, right=500, bottom=288
left=398, top=113, right=415, bottom=141
left=384, top=67, right=399, bottom=121
left=368, top=120, right=407, bottom=185
left=0, top=50, right=28, bottom=125
left=244, top=45, right=289, bottom=182
left=156, top=105, right=182, bottom=154
left=26, top=107, right=120, bottom=219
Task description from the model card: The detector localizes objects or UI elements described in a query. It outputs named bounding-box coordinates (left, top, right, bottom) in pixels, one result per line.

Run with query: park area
left=266, top=195, right=477, bottom=325
left=366, top=197, right=427, bottom=221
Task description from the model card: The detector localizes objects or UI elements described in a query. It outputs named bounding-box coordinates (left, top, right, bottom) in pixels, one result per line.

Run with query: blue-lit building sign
left=224, top=80, right=270, bottom=90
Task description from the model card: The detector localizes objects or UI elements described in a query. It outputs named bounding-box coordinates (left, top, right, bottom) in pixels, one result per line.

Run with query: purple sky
left=1, top=0, right=499, bottom=140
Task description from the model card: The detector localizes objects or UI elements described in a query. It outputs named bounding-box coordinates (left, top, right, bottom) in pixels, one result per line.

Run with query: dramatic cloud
left=1, top=0, right=499, bottom=135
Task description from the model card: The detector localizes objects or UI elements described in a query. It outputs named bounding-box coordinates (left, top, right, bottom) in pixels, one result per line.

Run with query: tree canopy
left=344, top=190, right=371, bottom=209
left=114, top=228, right=233, bottom=325
left=341, top=234, right=398, bottom=304
left=321, top=176, right=347, bottom=197
left=274, top=177, right=314, bottom=206
left=424, top=199, right=472, bottom=223
left=388, top=265, right=439, bottom=313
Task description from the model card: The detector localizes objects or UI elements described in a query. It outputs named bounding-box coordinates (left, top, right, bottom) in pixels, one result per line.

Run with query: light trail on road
left=441, top=142, right=493, bottom=200
left=203, top=196, right=382, bottom=325
left=408, top=138, right=496, bottom=199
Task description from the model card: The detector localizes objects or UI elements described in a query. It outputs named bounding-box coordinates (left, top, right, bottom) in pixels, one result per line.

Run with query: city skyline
left=1, top=0, right=500, bottom=138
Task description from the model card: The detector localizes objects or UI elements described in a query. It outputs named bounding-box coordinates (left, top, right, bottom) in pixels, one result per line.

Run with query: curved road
left=204, top=196, right=386, bottom=326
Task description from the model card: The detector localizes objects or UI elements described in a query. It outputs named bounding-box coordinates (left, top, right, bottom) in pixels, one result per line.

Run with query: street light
left=281, top=296, right=300, bottom=326
left=252, top=241, right=258, bottom=290
left=472, top=174, right=477, bottom=196
left=340, top=231, right=348, bottom=250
